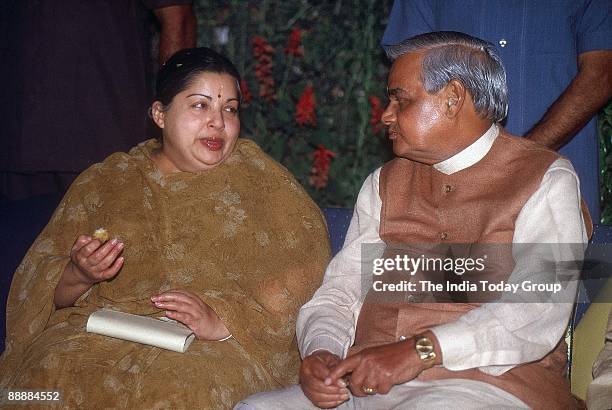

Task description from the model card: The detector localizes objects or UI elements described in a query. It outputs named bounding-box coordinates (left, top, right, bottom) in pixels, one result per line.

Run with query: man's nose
left=381, top=102, right=397, bottom=126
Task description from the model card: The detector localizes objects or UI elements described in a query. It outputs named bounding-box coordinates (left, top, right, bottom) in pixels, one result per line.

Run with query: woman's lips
left=201, top=138, right=224, bottom=151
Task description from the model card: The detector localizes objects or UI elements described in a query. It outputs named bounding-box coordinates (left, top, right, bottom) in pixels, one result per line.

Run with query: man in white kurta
left=236, top=31, right=588, bottom=410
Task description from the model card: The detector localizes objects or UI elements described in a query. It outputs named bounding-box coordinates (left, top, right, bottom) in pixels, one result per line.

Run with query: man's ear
left=150, top=101, right=166, bottom=129
left=443, top=80, right=466, bottom=118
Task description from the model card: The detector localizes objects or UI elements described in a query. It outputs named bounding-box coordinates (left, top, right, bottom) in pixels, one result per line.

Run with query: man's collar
left=433, top=123, right=499, bottom=175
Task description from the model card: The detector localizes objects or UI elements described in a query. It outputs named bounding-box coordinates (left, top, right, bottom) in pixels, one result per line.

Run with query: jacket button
left=440, top=232, right=448, bottom=240
left=399, top=335, right=407, bottom=341
left=444, top=184, right=453, bottom=193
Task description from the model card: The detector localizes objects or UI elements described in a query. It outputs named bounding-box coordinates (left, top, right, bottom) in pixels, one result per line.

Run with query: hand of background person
left=151, top=289, right=230, bottom=341
left=69, top=235, right=124, bottom=285
left=326, top=337, right=435, bottom=397
left=299, top=350, right=350, bottom=408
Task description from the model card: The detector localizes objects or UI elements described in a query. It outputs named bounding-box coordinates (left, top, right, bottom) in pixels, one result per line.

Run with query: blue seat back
left=322, top=207, right=353, bottom=256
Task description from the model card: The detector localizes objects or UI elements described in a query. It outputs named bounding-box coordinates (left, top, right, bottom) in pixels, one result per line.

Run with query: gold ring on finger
left=362, top=386, right=377, bottom=395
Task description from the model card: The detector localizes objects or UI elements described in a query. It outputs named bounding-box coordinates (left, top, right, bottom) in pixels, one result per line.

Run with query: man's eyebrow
left=186, top=93, right=212, bottom=100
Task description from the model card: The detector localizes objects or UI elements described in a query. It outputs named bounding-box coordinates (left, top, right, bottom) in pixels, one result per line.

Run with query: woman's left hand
left=151, top=289, right=230, bottom=341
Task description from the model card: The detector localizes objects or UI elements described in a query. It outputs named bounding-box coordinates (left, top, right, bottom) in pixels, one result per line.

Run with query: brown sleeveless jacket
left=353, top=130, right=585, bottom=409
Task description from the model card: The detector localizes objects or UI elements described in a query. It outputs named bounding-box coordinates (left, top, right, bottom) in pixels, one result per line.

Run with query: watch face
left=416, top=338, right=433, bottom=353
left=415, top=336, right=436, bottom=366
left=416, top=344, right=429, bottom=353
left=416, top=336, right=435, bottom=363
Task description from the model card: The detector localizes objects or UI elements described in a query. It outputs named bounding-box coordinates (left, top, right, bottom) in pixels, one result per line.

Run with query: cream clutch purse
left=86, top=309, right=195, bottom=353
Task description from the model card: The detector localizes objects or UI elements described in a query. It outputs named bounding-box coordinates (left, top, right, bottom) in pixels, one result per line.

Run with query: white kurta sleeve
left=432, top=158, right=588, bottom=374
left=297, top=168, right=384, bottom=358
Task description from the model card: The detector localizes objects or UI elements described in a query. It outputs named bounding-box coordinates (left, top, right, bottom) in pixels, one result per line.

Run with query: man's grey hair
left=386, top=31, right=508, bottom=123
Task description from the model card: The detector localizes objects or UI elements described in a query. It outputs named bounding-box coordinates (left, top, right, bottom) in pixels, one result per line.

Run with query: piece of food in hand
left=93, top=228, right=110, bottom=243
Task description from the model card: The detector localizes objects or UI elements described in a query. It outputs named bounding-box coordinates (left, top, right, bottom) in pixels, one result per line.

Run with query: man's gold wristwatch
left=415, top=334, right=436, bottom=368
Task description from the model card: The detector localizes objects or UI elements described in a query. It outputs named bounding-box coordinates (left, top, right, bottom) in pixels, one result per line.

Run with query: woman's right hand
left=69, top=235, right=124, bottom=285
left=55, top=235, right=125, bottom=308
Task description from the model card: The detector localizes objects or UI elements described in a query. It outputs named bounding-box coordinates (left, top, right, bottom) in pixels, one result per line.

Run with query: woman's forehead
left=183, top=72, right=239, bottom=98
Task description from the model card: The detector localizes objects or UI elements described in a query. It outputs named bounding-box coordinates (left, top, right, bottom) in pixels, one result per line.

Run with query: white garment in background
left=587, top=307, right=612, bottom=410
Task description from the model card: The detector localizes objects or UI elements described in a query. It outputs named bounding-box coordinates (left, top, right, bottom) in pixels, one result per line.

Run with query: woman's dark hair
left=155, top=47, right=242, bottom=107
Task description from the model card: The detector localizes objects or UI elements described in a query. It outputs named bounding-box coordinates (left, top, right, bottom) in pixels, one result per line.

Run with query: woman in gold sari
left=0, top=47, right=330, bottom=409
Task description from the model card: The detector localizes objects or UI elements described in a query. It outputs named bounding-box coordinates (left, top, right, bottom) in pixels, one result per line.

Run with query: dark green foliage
left=193, top=1, right=610, bottom=215
left=599, top=101, right=612, bottom=223
left=194, top=0, right=393, bottom=207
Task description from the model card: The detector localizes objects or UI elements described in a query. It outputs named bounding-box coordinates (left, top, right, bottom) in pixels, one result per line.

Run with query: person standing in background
left=382, top=0, right=612, bottom=221
left=0, top=0, right=196, bottom=200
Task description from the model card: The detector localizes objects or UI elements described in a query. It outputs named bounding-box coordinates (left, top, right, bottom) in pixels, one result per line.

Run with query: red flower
left=295, top=85, right=317, bottom=127
left=369, top=95, right=385, bottom=134
left=252, top=36, right=276, bottom=101
left=239, top=79, right=252, bottom=105
left=284, top=27, right=304, bottom=57
left=309, top=145, right=337, bottom=189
